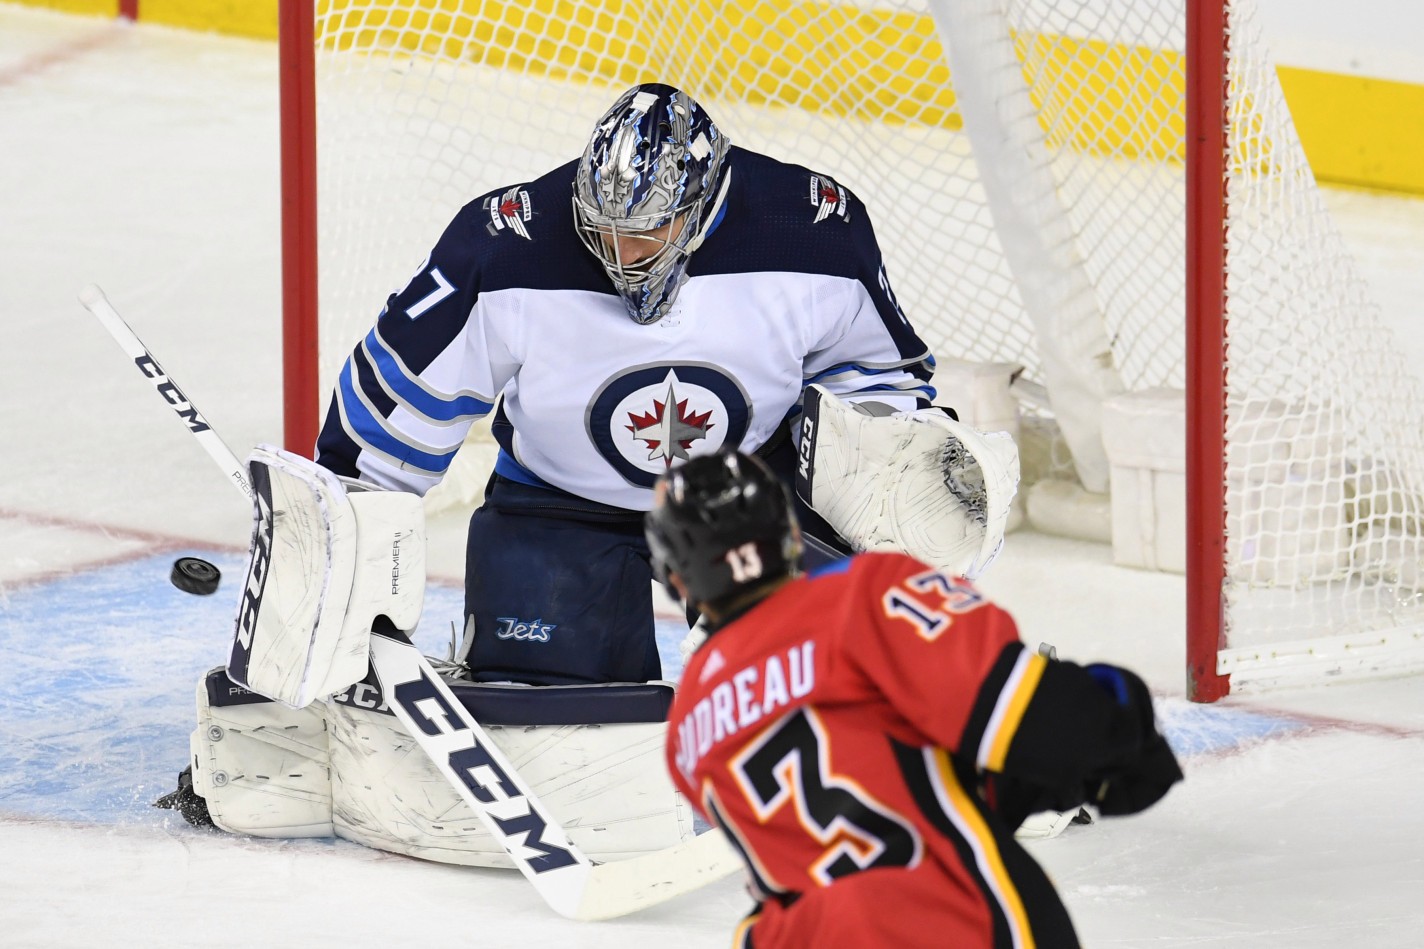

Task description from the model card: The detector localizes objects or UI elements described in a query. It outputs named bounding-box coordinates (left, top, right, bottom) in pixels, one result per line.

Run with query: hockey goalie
left=151, top=80, right=1029, bottom=874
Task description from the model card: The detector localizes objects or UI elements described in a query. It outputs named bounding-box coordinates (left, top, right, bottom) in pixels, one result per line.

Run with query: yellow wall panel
left=1281, top=67, right=1424, bottom=194
left=137, top=0, right=277, bottom=40
left=14, top=0, right=116, bottom=15
left=8, top=0, right=1422, bottom=194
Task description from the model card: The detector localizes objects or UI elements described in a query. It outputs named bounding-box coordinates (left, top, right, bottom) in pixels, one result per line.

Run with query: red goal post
left=278, top=0, right=1424, bottom=701
left=1185, top=0, right=1229, bottom=701
left=278, top=0, right=319, bottom=463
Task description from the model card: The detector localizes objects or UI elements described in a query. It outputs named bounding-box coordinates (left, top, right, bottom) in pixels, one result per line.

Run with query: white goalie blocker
left=797, top=384, right=1020, bottom=579
left=226, top=445, right=425, bottom=709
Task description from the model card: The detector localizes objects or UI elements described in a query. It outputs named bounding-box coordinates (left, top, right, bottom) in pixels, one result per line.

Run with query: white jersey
left=316, top=147, right=935, bottom=512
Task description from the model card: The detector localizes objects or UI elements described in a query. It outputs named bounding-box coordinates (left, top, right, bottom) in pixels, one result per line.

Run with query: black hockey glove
left=1081, top=664, right=1184, bottom=816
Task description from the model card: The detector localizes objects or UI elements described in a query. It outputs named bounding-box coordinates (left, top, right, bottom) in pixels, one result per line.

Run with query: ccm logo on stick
left=392, top=669, right=578, bottom=873
left=136, top=353, right=210, bottom=433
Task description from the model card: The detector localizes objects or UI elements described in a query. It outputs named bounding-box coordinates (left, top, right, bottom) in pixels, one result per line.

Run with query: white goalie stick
left=78, top=285, right=254, bottom=499
left=78, top=284, right=742, bottom=921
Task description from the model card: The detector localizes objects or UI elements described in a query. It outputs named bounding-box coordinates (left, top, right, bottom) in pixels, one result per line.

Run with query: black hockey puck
left=171, top=557, right=221, bottom=596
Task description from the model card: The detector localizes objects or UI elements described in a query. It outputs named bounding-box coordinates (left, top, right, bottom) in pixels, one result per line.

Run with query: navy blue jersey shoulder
left=318, top=158, right=612, bottom=478
left=691, top=146, right=929, bottom=371
left=689, top=146, right=885, bottom=281
left=443, top=158, right=613, bottom=296
left=361, top=159, right=611, bottom=377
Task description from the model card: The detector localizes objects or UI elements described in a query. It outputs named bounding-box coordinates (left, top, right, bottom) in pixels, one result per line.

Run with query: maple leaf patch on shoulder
left=808, top=174, right=850, bottom=224
left=485, top=186, right=533, bottom=239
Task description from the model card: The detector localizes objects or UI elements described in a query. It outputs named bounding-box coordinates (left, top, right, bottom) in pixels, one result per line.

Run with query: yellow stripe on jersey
left=927, top=748, right=1034, bottom=949
left=703, top=781, right=787, bottom=901
left=731, top=909, right=760, bottom=949
left=978, top=650, right=1048, bottom=773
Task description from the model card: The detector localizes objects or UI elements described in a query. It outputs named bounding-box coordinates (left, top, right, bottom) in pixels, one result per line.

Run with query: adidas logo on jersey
left=699, top=648, right=727, bottom=682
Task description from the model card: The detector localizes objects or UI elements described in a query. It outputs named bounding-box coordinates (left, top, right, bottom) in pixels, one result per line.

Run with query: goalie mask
left=646, top=451, right=802, bottom=612
left=573, top=83, right=731, bottom=325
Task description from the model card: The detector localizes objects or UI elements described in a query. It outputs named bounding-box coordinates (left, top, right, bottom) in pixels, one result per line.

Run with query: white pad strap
left=228, top=445, right=425, bottom=707
left=797, top=384, right=1019, bottom=578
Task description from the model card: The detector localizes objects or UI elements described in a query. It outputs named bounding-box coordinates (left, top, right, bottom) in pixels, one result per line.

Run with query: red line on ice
left=0, top=506, right=242, bottom=591
left=0, top=21, right=125, bottom=89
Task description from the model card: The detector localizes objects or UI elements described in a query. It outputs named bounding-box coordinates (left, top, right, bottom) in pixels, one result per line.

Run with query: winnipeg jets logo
left=495, top=617, right=556, bottom=642
left=627, top=379, right=715, bottom=464
left=808, top=175, right=849, bottom=223
left=587, top=363, right=752, bottom=488
left=486, top=187, right=532, bottom=239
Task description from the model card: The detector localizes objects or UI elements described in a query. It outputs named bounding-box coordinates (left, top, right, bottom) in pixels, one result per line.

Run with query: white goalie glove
left=796, top=384, right=1019, bottom=578
left=227, top=445, right=426, bottom=708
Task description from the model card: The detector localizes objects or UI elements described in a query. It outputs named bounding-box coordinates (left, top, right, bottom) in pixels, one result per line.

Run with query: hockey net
left=287, top=0, right=1424, bottom=698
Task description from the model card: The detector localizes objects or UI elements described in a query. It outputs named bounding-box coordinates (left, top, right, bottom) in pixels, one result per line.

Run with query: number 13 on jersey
left=881, top=570, right=983, bottom=642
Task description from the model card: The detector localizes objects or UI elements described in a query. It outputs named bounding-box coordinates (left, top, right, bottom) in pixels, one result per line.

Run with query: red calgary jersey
left=666, top=552, right=1078, bottom=948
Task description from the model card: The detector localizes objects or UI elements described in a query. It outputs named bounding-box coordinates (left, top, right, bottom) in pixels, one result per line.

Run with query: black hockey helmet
left=645, top=449, right=802, bottom=611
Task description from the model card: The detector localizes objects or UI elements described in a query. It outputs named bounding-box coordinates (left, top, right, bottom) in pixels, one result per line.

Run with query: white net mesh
left=1219, top=4, right=1424, bottom=668
left=312, top=0, right=1031, bottom=383
left=308, top=0, right=1424, bottom=685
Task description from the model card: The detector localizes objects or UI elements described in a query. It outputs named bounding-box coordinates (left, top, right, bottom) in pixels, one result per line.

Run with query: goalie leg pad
left=797, top=384, right=1020, bottom=578
left=189, top=665, right=694, bottom=864
left=228, top=445, right=425, bottom=707
left=188, top=667, right=334, bottom=838
left=326, top=681, right=694, bottom=868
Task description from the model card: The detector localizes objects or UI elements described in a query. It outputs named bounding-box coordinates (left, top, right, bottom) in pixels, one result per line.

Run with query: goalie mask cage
left=279, top=0, right=1424, bottom=701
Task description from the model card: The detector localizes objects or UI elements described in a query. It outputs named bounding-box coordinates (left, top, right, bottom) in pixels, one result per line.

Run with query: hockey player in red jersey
left=647, top=450, right=1183, bottom=948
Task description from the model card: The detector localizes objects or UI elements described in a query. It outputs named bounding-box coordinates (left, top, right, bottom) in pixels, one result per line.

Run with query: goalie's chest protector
left=476, top=269, right=852, bottom=509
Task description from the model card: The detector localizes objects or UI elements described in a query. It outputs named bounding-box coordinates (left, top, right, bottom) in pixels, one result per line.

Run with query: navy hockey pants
left=459, top=433, right=852, bottom=687
left=462, top=475, right=662, bottom=686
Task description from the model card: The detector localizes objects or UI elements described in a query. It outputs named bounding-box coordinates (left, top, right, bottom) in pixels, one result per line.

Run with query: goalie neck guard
left=573, top=83, right=731, bottom=325
left=645, top=450, right=802, bottom=615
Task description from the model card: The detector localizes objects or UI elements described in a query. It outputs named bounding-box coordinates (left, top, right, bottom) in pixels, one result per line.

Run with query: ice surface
left=2, top=7, right=1422, bottom=947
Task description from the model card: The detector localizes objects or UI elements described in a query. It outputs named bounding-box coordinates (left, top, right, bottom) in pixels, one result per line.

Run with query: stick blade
left=569, top=828, right=742, bottom=921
